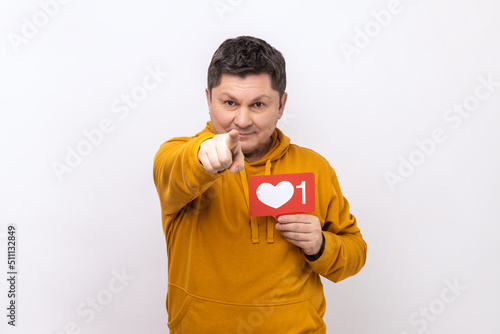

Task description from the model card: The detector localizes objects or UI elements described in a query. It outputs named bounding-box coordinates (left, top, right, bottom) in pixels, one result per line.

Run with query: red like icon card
left=248, top=173, right=315, bottom=218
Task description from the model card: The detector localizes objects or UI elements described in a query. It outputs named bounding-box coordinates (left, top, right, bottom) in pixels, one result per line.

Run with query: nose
left=234, top=107, right=252, bottom=129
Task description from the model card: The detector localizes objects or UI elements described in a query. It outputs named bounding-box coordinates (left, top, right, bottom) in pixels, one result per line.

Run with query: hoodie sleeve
left=153, top=132, right=221, bottom=215
left=305, top=166, right=367, bottom=283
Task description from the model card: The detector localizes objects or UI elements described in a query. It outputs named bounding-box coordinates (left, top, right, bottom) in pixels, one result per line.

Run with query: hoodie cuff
left=305, top=234, right=325, bottom=261
left=305, top=232, right=341, bottom=273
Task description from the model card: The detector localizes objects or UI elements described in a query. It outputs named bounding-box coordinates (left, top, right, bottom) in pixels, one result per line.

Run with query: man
left=153, top=36, right=367, bottom=333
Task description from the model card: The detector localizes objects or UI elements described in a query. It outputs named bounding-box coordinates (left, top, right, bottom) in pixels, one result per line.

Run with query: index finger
left=226, top=130, right=240, bottom=149
left=277, top=214, right=316, bottom=224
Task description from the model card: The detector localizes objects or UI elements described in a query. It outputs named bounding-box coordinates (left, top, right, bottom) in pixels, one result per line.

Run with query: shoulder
left=287, top=144, right=333, bottom=168
left=285, top=144, right=346, bottom=199
left=284, top=143, right=340, bottom=181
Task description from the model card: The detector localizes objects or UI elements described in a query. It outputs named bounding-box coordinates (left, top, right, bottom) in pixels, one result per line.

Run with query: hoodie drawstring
left=265, top=160, right=274, bottom=244
left=239, top=168, right=259, bottom=243
left=240, top=159, right=275, bottom=244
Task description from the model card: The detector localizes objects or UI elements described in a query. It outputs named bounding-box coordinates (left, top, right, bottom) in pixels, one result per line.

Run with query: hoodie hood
left=199, top=121, right=291, bottom=243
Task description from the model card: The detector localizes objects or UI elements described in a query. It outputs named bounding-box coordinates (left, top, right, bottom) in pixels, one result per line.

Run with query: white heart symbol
left=256, top=181, right=294, bottom=209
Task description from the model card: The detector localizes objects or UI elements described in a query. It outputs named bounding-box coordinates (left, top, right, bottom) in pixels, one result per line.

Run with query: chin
left=240, top=145, right=252, bottom=154
left=241, top=144, right=256, bottom=154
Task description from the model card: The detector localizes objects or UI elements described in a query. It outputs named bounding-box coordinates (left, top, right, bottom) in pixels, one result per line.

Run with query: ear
left=277, top=92, right=288, bottom=119
left=205, top=88, right=212, bottom=109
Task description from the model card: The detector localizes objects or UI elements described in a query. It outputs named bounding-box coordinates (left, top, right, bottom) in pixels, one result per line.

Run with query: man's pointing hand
left=198, top=130, right=245, bottom=174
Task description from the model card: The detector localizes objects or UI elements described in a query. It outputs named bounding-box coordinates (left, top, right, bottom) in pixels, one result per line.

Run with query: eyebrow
left=250, top=95, right=272, bottom=102
left=219, top=93, right=272, bottom=102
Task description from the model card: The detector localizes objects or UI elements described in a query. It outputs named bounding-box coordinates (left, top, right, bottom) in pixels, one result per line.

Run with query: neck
left=244, top=136, right=273, bottom=162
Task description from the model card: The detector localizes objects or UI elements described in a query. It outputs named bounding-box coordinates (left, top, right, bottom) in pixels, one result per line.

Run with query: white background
left=1, top=0, right=499, bottom=333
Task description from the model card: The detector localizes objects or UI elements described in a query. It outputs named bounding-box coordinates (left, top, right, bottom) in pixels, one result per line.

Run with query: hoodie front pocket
left=167, top=293, right=326, bottom=333
left=166, top=284, right=193, bottom=331
left=303, top=299, right=326, bottom=332
left=167, top=294, right=192, bottom=330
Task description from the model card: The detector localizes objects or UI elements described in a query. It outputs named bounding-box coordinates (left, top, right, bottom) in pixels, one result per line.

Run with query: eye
left=254, top=102, right=264, bottom=108
left=225, top=100, right=235, bottom=106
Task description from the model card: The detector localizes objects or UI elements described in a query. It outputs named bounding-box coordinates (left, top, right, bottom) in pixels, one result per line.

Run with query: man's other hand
left=198, top=130, right=245, bottom=174
left=275, top=214, right=323, bottom=256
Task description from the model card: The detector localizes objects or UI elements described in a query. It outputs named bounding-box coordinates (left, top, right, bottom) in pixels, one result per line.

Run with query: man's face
left=206, top=73, right=288, bottom=162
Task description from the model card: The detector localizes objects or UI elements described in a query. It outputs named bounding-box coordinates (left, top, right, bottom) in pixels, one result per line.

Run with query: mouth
left=238, top=132, right=254, bottom=139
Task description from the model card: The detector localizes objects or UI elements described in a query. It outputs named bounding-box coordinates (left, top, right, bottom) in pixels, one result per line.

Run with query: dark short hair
left=207, top=36, right=287, bottom=98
